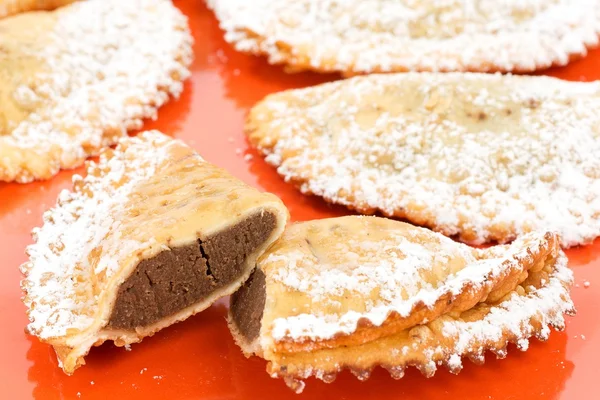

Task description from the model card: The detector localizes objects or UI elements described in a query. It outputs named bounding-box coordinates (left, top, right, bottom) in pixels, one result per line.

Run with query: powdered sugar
left=269, top=236, right=462, bottom=301
left=249, top=73, right=600, bottom=247
left=440, top=252, right=574, bottom=355
left=263, top=232, right=573, bottom=392
left=207, top=0, right=600, bottom=74
left=22, top=132, right=177, bottom=339
left=265, top=216, right=556, bottom=342
left=446, top=354, right=462, bottom=372
left=0, top=0, right=193, bottom=183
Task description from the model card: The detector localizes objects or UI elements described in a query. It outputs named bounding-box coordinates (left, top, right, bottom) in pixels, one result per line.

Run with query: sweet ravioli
left=207, top=0, right=600, bottom=76
left=247, top=72, right=600, bottom=247
left=21, top=131, right=289, bottom=374
left=229, top=216, right=574, bottom=393
left=0, top=0, right=192, bottom=183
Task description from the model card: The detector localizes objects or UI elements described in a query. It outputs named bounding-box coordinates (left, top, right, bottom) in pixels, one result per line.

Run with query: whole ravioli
left=207, top=0, right=600, bottom=76
left=247, top=72, right=600, bottom=247
left=0, top=0, right=193, bottom=183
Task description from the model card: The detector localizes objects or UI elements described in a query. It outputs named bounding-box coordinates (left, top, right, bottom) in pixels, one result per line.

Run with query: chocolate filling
left=230, top=268, right=266, bottom=343
left=107, top=212, right=276, bottom=330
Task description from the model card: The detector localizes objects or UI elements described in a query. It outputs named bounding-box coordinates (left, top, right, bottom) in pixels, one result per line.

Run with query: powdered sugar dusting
left=0, top=0, right=193, bottom=183
left=22, top=131, right=177, bottom=340
left=262, top=222, right=574, bottom=392
left=269, top=237, right=467, bottom=301
left=207, top=0, right=600, bottom=74
left=446, top=354, right=462, bottom=372
left=265, top=216, right=556, bottom=342
left=440, top=252, right=574, bottom=355
left=249, top=73, right=600, bottom=247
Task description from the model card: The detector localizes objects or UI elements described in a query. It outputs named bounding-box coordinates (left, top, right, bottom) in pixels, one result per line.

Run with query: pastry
left=21, top=131, right=289, bottom=374
left=0, top=0, right=193, bottom=183
left=247, top=72, right=600, bottom=247
left=228, top=216, right=575, bottom=393
left=206, top=0, right=600, bottom=76
left=0, top=0, right=79, bottom=18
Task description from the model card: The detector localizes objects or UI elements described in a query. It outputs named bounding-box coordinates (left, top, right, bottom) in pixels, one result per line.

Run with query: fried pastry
left=0, top=0, right=193, bottom=183
left=21, top=131, right=289, bottom=374
left=228, top=216, right=575, bottom=393
left=247, top=72, right=600, bottom=247
left=0, top=0, right=79, bottom=18
left=206, top=0, right=600, bottom=76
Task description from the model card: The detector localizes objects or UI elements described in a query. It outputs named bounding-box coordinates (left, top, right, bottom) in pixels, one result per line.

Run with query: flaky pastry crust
left=228, top=216, right=575, bottom=393
left=21, top=131, right=289, bottom=374
left=247, top=72, right=600, bottom=247
left=0, top=0, right=193, bottom=183
left=207, top=0, right=600, bottom=76
left=0, top=0, right=79, bottom=18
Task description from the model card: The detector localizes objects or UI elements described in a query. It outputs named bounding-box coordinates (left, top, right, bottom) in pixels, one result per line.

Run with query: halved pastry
left=247, top=72, right=600, bottom=247
left=21, top=131, right=289, bottom=374
left=229, top=216, right=575, bottom=393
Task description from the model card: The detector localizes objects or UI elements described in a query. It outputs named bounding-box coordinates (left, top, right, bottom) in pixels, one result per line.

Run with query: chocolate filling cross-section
left=108, top=212, right=276, bottom=330
left=230, top=268, right=267, bottom=343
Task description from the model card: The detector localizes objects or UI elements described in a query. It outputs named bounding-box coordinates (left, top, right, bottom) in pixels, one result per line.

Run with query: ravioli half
left=22, top=131, right=289, bottom=373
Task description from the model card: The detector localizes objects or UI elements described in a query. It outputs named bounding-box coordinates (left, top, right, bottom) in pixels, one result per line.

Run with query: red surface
left=1, top=1, right=599, bottom=399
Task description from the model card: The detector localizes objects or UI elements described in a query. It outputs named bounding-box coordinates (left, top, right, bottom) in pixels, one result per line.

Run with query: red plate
left=1, top=1, right=599, bottom=398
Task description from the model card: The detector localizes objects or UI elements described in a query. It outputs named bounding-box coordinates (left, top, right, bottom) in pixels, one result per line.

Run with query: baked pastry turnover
left=0, top=0, right=192, bottom=183
left=229, top=216, right=575, bottom=393
left=247, top=72, right=600, bottom=247
left=21, top=131, right=289, bottom=374
left=207, top=0, right=600, bottom=76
